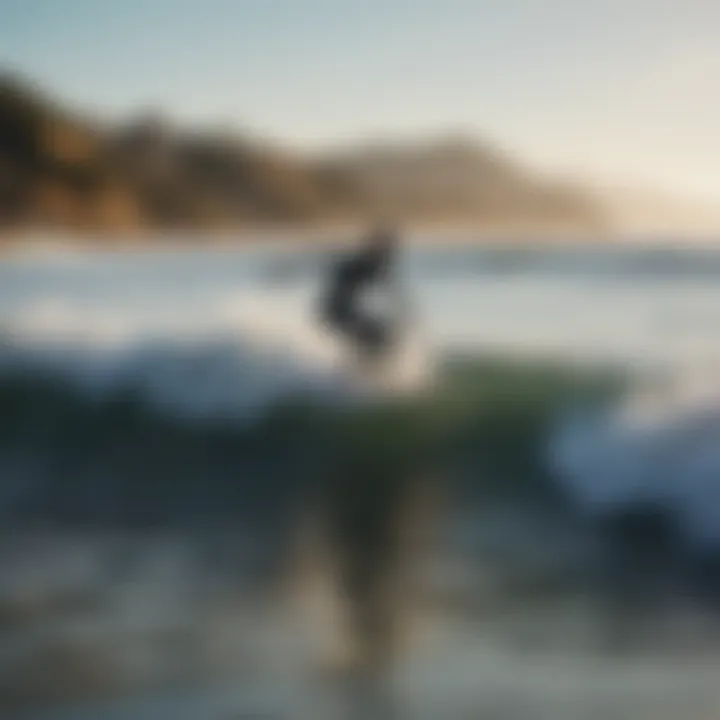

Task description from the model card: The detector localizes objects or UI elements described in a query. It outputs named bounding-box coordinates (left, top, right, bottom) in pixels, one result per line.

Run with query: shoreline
left=1, top=222, right=719, bottom=255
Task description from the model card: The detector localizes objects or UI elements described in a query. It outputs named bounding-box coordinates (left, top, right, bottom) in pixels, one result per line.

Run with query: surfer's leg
left=351, top=316, right=395, bottom=374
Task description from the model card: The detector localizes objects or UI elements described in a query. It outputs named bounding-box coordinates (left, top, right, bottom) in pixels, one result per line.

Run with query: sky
left=1, top=0, right=719, bottom=203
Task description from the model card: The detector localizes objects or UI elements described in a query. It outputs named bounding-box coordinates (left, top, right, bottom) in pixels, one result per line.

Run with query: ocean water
left=6, top=239, right=720, bottom=371
left=4, top=237, right=720, bottom=718
left=4, top=240, right=720, bottom=505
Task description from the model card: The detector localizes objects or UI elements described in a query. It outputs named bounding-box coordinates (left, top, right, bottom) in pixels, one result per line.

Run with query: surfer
left=319, top=225, right=405, bottom=377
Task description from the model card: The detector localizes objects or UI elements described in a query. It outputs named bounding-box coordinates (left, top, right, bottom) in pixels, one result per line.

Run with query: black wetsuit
left=321, top=243, right=395, bottom=359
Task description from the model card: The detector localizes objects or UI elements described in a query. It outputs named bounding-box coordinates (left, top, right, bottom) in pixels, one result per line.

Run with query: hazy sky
left=2, top=0, right=719, bottom=201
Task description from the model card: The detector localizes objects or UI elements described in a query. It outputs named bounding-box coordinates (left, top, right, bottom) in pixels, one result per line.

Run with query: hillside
left=0, top=75, right=605, bottom=234
left=313, top=137, right=604, bottom=228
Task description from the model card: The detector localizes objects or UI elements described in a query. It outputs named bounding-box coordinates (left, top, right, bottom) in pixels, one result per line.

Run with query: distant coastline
left=0, top=73, right=604, bottom=239
left=3, top=74, right=720, bottom=246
